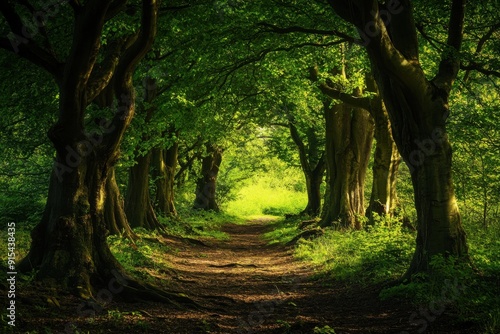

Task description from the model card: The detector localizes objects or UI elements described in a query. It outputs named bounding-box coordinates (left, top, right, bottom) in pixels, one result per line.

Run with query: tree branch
left=86, top=37, right=129, bottom=103
left=0, top=1, right=62, bottom=79
left=463, top=22, right=500, bottom=81
left=460, top=63, right=500, bottom=78
left=258, top=22, right=361, bottom=44
left=319, top=82, right=371, bottom=110
left=433, top=0, right=466, bottom=94
left=217, top=40, right=346, bottom=89
left=105, top=0, right=158, bottom=151
left=0, top=37, right=63, bottom=79
left=288, top=121, right=311, bottom=173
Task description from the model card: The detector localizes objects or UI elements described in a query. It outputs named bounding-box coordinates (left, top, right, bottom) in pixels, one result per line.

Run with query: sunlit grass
left=295, top=216, right=415, bottom=284
left=159, top=209, right=234, bottom=240
left=225, top=181, right=307, bottom=218
left=263, top=216, right=304, bottom=244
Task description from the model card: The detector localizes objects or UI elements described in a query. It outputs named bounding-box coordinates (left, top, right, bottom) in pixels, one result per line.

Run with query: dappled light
left=1, top=0, right=500, bottom=333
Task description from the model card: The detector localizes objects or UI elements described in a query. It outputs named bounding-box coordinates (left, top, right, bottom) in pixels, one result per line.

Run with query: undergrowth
left=295, top=214, right=415, bottom=284
left=278, top=212, right=500, bottom=333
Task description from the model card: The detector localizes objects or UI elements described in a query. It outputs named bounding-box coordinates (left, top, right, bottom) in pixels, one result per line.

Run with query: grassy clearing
left=159, top=208, right=239, bottom=240
left=224, top=177, right=307, bottom=218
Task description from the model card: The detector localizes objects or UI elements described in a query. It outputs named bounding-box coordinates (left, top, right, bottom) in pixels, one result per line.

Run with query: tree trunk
left=288, top=122, right=326, bottom=216
left=320, top=102, right=374, bottom=229
left=152, top=144, right=178, bottom=216
left=12, top=0, right=175, bottom=299
left=19, top=150, right=128, bottom=296
left=327, top=0, right=469, bottom=275
left=104, top=168, right=138, bottom=239
left=365, top=79, right=401, bottom=224
left=193, top=144, right=223, bottom=211
left=125, top=151, right=162, bottom=230
left=302, top=165, right=325, bottom=216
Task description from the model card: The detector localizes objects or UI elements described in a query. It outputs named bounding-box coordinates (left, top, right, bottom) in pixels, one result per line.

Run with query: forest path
left=154, top=218, right=418, bottom=333
left=14, top=218, right=466, bottom=333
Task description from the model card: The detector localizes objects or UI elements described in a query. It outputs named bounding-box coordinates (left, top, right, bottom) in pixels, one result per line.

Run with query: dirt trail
left=148, top=219, right=457, bottom=333
left=13, top=219, right=472, bottom=333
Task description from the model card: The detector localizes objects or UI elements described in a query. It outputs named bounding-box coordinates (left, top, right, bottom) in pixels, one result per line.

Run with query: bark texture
left=14, top=0, right=159, bottom=296
left=365, top=78, right=401, bottom=224
left=288, top=122, right=325, bottom=216
left=105, top=168, right=137, bottom=239
left=320, top=76, right=400, bottom=224
left=152, top=144, right=178, bottom=216
left=328, top=0, right=469, bottom=275
left=320, top=101, right=374, bottom=229
left=193, top=144, right=223, bottom=211
left=125, top=151, right=162, bottom=230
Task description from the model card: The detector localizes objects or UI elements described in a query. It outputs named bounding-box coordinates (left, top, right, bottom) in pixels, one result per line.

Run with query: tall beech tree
left=320, top=74, right=400, bottom=225
left=310, top=63, right=375, bottom=229
left=124, top=77, right=164, bottom=230
left=0, top=0, right=165, bottom=297
left=326, top=0, right=469, bottom=275
left=94, top=85, right=138, bottom=238
left=152, top=141, right=179, bottom=216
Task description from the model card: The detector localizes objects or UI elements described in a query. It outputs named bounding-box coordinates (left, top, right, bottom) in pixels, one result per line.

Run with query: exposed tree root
left=107, top=273, right=200, bottom=308
left=286, top=229, right=324, bottom=246
left=299, top=219, right=319, bottom=230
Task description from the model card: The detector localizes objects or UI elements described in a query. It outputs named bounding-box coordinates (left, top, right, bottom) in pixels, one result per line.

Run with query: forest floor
left=11, top=218, right=479, bottom=334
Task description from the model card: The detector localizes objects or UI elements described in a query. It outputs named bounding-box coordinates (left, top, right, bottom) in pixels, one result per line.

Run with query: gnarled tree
left=327, top=0, right=469, bottom=276
left=1, top=0, right=161, bottom=297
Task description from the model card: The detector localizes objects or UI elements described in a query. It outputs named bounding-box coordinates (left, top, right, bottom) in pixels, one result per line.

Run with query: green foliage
left=377, top=219, right=500, bottom=332
left=313, top=325, right=336, bottom=334
left=264, top=217, right=303, bottom=245
left=295, top=214, right=415, bottom=284
left=0, top=54, right=55, bottom=227
left=159, top=209, right=233, bottom=240
left=0, top=226, right=32, bottom=265
left=108, top=231, right=169, bottom=281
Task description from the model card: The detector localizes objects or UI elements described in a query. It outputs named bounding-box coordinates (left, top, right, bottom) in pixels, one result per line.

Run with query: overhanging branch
left=319, top=83, right=371, bottom=110
left=460, top=63, right=500, bottom=78
left=258, top=22, right=361, bottom=44
left=217, top=39, right=346, bottom=89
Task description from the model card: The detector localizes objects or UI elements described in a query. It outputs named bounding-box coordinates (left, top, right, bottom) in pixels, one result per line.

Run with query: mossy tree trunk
left=125, top=151, right=162, bottom=230
left=104, top=168, right=137, bottom=239
left=8, top=0, right=159, bottom=297
left=366, top=94, right=400, bottom=224
left=124, top=76, right=163, bottom=230
left=320, top=101, right=374, bottom=229
left=94, top=80, right=137, bottom=238
left=328, top=0, right=469, bottom=276
left=288, top=122, right=325, bottom=216
left=152, top=143, right=178, bottom=216
left=193, top=144, right=223, bottom=211
left=320, top=75, right=400, bottom=225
